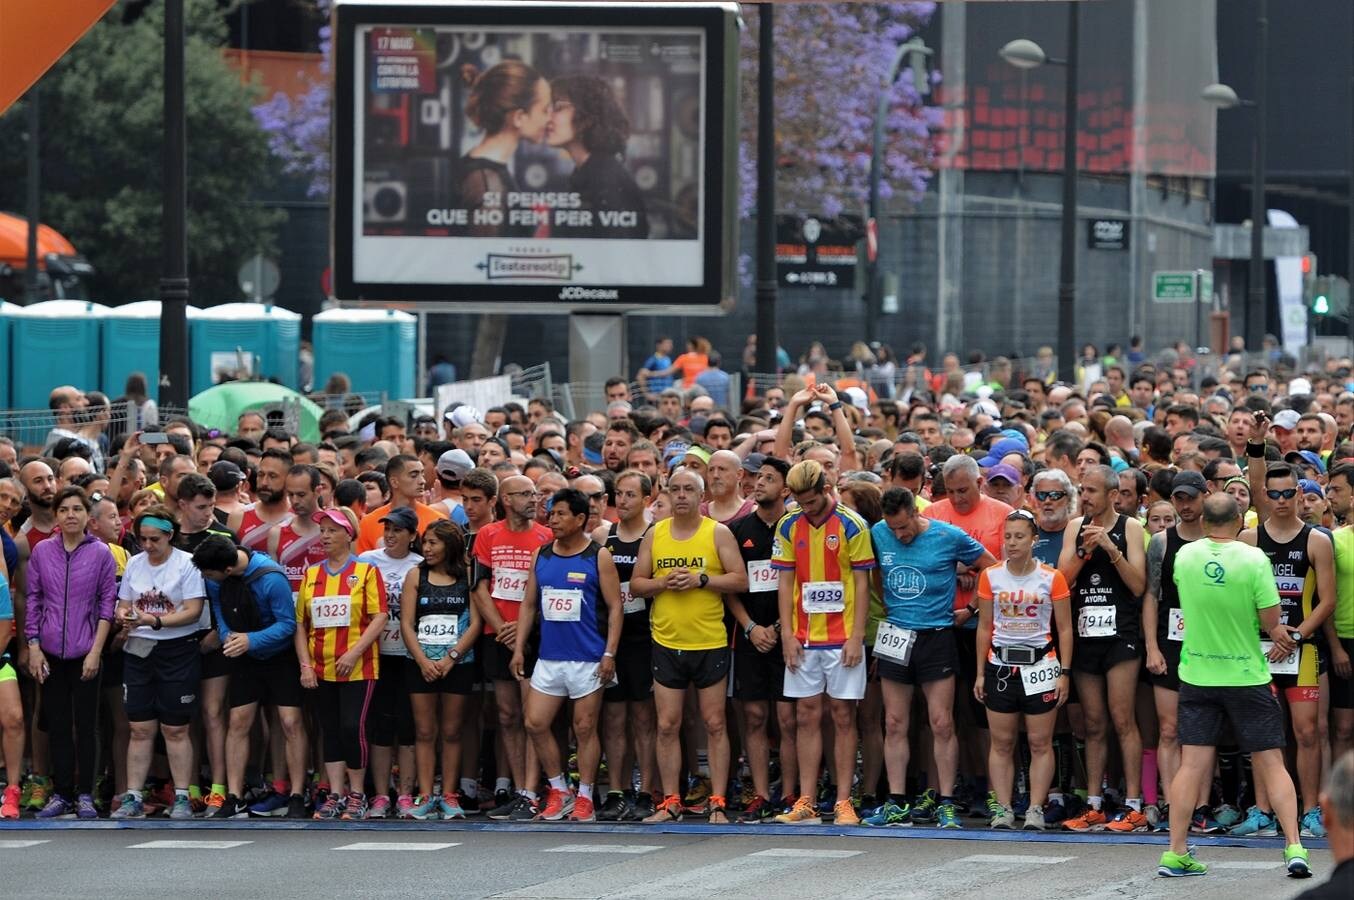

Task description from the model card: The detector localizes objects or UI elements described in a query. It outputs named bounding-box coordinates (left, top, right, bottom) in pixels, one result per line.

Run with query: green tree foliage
left=0, top=0, right=284, bottom=303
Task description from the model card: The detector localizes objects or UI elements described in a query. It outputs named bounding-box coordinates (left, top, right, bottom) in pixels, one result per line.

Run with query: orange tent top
left=0, top=0, right=116, bottom=115
left=0, top=212, right=79, bottom=268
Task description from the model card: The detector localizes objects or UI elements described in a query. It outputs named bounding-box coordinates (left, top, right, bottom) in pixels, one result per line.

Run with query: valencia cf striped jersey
left=772, top=502, right=876, bottom=647
left=297, top=557, right=387, bottom=682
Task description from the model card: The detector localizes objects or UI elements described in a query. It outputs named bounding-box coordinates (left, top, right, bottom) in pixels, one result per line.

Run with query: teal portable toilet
left=101, top=300, right=201, bottom=402
left=312, top=308, right=417, bottom=399
left=191, top=302, right=301, bottom=394
left=10, top=299, right=109, bottom=409
left=0, top=299, right=17, bottom=409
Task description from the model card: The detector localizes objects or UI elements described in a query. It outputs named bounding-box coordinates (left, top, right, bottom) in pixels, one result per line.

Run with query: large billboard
left=332, top=1, right=740, bottom=312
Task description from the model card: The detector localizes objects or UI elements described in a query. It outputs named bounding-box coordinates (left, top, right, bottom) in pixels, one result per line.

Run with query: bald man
left=703, top=451, right=755, bottom=524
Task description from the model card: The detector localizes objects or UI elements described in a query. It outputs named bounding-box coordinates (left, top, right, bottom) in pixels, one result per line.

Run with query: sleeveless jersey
left=604, top=522, right=650, bottom=643
left=1155, top=526, right=1195, bottom=644
left=238, top=505, right=287, bottom=552
left=275, top=521, right=327, bottom=596
left=409, top=565, right=474, bottom=662
left=1071, top=513, right=1139, bottom=641
left=1256, top=523, right=1316, bottom=633
left=534, top=542, right=605, bottom=662
left=650, top=517, right=726, bottom=651
left=17, top=520, right=55, bottom=554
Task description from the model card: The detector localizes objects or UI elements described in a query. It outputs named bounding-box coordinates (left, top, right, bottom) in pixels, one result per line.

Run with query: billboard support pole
left=753, top=2, right=777, bottom=385
left=159, top=0, right=190, bottom=409
left=569, top=314, right=626, bottom=402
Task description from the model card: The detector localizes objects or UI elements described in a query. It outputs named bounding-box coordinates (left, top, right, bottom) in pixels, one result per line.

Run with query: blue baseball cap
left=1299, top=478, right=1324, bottom=498
left=979, top=437, right=1030, bottom=468
left=1284, top=449, right=1326, bottom=475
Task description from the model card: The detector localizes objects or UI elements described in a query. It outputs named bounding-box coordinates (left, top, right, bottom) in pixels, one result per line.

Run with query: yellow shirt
left=649, top=517, right=726, bottom=651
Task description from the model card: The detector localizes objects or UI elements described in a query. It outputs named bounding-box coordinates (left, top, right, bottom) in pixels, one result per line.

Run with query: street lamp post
left=1000, top=2, right=1080, bottom=385
left=159, top=0, right=191, bottom=410
left=865, top=37, right=931, bottom=346
left=1203, top=0, right=1267, bottom=354
left=754, top=3, right=777, bottom=380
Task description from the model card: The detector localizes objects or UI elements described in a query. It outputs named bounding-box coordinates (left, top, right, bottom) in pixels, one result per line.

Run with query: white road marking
left=1209, top=860, right=1283, bottom=869
left=333, top=841, right=460, bottom=851
left=0, top=840, right=49, bottom=849
left=954, top=854, right=1075, bottom=865
left=543, top=844, right=662, bottom=854
left=129, top=840, right=252, bottom=850
left=749, top=848, right=863, bottom=859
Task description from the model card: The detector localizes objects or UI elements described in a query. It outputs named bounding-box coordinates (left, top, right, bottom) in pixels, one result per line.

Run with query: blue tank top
left=533, top=541, right=605, bottom=662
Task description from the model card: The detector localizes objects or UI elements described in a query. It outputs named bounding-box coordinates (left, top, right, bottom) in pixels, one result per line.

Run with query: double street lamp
left=1000, top=3, right=1081, bottom=385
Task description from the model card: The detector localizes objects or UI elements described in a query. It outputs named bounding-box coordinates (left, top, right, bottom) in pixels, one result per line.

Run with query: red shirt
left=923, top=495, right=1011, bottom=609
left=472, top=519, right=552, bottom=634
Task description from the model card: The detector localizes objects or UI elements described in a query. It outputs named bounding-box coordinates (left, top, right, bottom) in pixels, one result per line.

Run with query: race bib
left=379, top=614, right=406, bottom=655
left=1021, top=656, right=1062, bottom=697
left=1078, top=605, right=1117, bottom=638
left=542, top=588, right=583, bottom=622
left=747, top=560, right=777, bottom=593
left=620, top=581, right=645, bottom=615
left=873, top=621, right=916, bottom=665
left=310, top=595, right=351, bottom=630
left=1260, top=641, right=1299, bottom=675
left=1167, top=608, right=1185, bottom=643
left=416, top=615, right=460, bottom=646
left=493, top=568, right=529, bottom=603
left=802, top=581, right=846, bottom=614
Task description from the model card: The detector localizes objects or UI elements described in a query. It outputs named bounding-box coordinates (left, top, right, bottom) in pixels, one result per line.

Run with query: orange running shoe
left=1, top=784, right=20, bottom=819
left=774, top=796, right=822, bottom=825
left=833, top=800, right=861, bottom=826
left=1064, top=807, right=1108, bottom=832
left=537, top=787, right=575, bottom=822
left=1106, top=808, right=1150, bottom=833
left=569, top=795, right=596, bottom=822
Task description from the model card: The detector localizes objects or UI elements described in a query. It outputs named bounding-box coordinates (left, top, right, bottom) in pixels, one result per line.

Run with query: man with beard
left=1030, top=469, right=1076, bottom=566
left=16, top=460, right=59, bottom=557
left=229, top=449, right=293, bottom=551
left=603, top=420, right=639, bottom=474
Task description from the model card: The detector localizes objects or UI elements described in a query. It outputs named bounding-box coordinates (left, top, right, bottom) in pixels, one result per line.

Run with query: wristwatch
left=744, top=622, right=757, bottom=639
left=1289, top=630, right=1303, bottom=644
left=699, top=573, right=709, bottom=589
left=448, top=648, right=462, bottom=662
left=151, top=616, right=163, bottom=631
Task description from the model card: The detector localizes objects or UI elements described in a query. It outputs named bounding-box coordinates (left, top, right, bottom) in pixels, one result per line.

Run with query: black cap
left=1171, top=470, right=1208, bottom=497
left=208, top=460, right=244, bottom=492
left=741, top=452, right=766, bottom=474
left=378, top=505, right=419, bottom=532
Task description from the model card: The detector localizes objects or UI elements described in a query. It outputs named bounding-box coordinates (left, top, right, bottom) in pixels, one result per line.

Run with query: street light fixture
left=1001, top=4, right=1080, bottom=385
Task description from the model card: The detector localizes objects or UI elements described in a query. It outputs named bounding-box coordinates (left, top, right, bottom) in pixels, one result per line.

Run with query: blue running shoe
left=1190, top=806, right=1222, bottom=834
left=1044, top=798, right=1068, bottom=826
left=1213, top=804, right=1241, bottom=828
left=409, top=794, right=440, bottom=821
left=937, top=802, right=962, bottom=829
left=109, top=793, right=144, bottom=819
left=1300, top=808, right=1325, bottom=838
left=169, top=795, right=194, bottom=820
left=1229, top=805, right=1277, bottom=837
left=438, top=794, right=466, bottom=820
left=862, top=799, right=911, bottom=828
left=249, top=791, right=290, bottom=818
left=910, top=789, right=938, bottom=824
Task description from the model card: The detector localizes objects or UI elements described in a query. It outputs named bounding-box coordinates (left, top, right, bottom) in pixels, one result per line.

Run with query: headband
left=141, top=516, right=175, bottom=534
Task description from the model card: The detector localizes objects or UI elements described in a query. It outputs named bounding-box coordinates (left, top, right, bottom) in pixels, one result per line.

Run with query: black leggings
left=43, top=657, right=102, bottom=798
left=317, top=680, right=375, bottom=771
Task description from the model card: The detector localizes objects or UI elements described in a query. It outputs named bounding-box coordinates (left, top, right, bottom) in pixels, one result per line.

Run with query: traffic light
left=1312, top=276, right=1330, bottom=316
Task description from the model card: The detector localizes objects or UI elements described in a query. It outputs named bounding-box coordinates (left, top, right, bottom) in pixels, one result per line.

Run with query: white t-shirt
left=358, top=548, right=424, bottom=657
left=118, top=548, right=209, bottom=641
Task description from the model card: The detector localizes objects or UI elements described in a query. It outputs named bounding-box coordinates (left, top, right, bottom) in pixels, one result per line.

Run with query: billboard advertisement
left=332, top=1, right=740, bottom=311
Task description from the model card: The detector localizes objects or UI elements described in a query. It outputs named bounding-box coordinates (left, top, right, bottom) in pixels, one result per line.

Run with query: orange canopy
left=0, top=212, right=79, bottom=268
left=0, top=0, right=116, bottom=115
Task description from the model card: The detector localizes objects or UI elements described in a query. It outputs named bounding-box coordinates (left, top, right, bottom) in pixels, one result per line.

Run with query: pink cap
left=312, top=507, right=355, bottom=538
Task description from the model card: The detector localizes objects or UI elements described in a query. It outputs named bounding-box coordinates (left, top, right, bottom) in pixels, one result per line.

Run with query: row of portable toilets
left=0, top=300, right=418, bottom=409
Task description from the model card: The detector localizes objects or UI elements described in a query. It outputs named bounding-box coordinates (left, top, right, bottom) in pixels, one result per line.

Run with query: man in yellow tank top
left=631, top=468, right=746, bottom=824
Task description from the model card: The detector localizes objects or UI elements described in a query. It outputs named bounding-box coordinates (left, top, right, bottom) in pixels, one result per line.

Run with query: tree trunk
left=469, top=314, right=508, bottom=378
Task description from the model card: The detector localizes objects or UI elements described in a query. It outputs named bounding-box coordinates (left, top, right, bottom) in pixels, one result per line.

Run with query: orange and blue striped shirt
left=772, top=502, right=876, bottom=647
left=297, top=557, right=387, bottom=682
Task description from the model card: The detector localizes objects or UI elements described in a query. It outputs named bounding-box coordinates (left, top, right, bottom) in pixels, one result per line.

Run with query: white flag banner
left=435, top=376, right=513, bottom=422
left=1269, top=209, right=1306, bottom=353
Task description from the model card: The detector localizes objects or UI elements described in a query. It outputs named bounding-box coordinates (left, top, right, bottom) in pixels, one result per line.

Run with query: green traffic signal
left=1313, top=294, right=1330, bottom=315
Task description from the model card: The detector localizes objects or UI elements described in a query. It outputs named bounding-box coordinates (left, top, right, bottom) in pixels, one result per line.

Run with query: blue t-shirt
left=871, top=518, right=986, bottom=630
left=641, top=354, right=673, bottom=392
left=1033, top=527, right=1064, bottom=567
left=0, top=577, right=12, bottom=622
left=1, top=530, right=16, bottom=584
left=533, top=542, right=606, bottom=661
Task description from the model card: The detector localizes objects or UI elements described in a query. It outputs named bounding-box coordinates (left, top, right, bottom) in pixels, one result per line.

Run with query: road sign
left=1153, top=271, right=1204, bottom=303
left=776, top=214, right=861, bottom=289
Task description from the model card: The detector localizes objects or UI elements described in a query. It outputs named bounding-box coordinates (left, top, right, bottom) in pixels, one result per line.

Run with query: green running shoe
left=1158, top=850, right=1207, bottom=877
left=1284, top=844, right=1312, bottom=879
left=862, top=799, right=911, bottom=827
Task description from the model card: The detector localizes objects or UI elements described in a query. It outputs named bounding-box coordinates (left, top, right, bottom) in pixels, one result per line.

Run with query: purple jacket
left=25, top=534, right=117, bottom=659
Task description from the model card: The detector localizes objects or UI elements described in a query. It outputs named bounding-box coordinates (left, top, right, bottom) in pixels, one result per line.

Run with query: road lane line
left=129, top=840, right=252, bottom=849
left=749, top=848, right=863, bottom=859
left=333, top=842, right=460, bottom=851
left=0, top=840, right=49, bottom=849
left=543, top=844, right=662, bottom=854
left=954, top=854, right=1075, bottom=865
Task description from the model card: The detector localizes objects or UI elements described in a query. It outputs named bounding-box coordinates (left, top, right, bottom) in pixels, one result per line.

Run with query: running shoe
left=202, top=791, right=227, bottom=818
left=76, top=794, right=98, bottom=820
left=36, top=793, right=74, bottom=819
left=169, top=795, right=193, bottom=820
left=1152, top=804, right=1171, bottom=832
left=737, top=795, right=775, bottom=824
left=1144, top=804, right=1161, bottom=828
left=707, top=795, right=729, bottom=824
left=936, top=802, right=962, bottom=829
left=683, top=776, right=712, bottom=815
left=143, top=784, right=175, bottom=817
left=1064, top=808, right=1108, bottom=832
left=1284, top=844, right=1312, bottom=878
left=396, top=794, right=416, bottom=819
left=569, top=795, right=596, bottom=823
left=984, top=790, right=1003, bottom=820
left=1213, top=803, right=1242, bottom=828
left=1013, top=792, right=1030, bottom=817
left=189, top=793, right=206, bottom=816
left=25, top=775, right=51, bottom=812
left=1043, top=798, right=1068, bottom=826
left=340, top=792, right=367, bottom=820
left=538, top=787, right=575, bottom=822
left=597, top=791, right=630, bottom=822
left=1229, top=805, right=1277, bottom=837
left=1300, top=807, right=1325, bottom=838
left=1158, top=849, right=1208, bottom=877
left=833, top=800, right=860, bottom=826
left=367, top=795, right=392, bottom=819
left=508, top=795, right=540, bottom=822
left=249, top=791, right=290, bottom=818
left=990, top=805, right=1016, bottom=830
left=486, top=789, right=514, bottom=819
left=438, top=794, right=466, bottom=820
left=408, top=795, right=440, bottom=820
left=774, top=796, right=820, bottom=825
left=862, top=799, right=911, bottom=828
left=221, top=794, right=251, bottom=819
left=312, top=795, right=343, bottom=820
left=910, top=789, right=938, bottom=825
left=1023, top=805, right=1046, bottom=831
left=1107, top=808, right=1150, bottom=833
left=1190, top=806, right=1222, bottom=834
left=1, top=784, right=21, bottom=819
left=628, top=792, right=656, bottom=822
left=643, top=794, right=683, bottom=824
left=110, top=793, right=145, bottom=819
left=456, top=792, right=481, bottom=817
left=287, top=794, right=307, bottom=819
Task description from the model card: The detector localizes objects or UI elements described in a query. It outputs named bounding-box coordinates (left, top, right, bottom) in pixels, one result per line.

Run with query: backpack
left=217, top=561, right=286, bottom=634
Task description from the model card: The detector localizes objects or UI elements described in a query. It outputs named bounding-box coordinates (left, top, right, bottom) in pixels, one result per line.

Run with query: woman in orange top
left=670, top=337, right=711, bottom=388
left=296, top=507, right=388, bottom=821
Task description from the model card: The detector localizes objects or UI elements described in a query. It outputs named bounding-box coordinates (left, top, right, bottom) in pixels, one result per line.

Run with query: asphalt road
left=0, top=821, right=1333, bottom=899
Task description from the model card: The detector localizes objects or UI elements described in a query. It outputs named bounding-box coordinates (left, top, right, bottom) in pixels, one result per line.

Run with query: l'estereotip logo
left=481, top=254, right=575, bottom=281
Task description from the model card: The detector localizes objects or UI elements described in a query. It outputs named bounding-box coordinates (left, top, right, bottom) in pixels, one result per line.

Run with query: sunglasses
left=1266, top=488, right=1298, bottom=500
left=1034, top=490, right=1067, bottom=502
left=1248, top=384, right=1269, bottom=393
